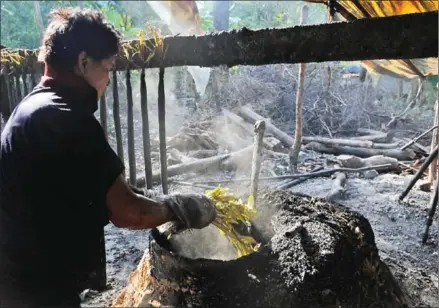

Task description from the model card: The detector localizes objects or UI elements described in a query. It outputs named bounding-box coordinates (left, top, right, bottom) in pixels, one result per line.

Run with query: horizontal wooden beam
left=1, top=11, right=437, bottom=73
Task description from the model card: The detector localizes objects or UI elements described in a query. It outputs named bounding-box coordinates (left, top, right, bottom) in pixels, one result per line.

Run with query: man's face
left=77, top=52, right=115, bottom=97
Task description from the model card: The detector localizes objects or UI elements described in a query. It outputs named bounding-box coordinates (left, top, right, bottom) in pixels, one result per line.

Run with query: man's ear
left=77, top=51, right=88, bottom=74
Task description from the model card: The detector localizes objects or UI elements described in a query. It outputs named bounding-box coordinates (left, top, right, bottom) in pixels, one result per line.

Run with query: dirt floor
left=82, top=164, right=438, bottom=307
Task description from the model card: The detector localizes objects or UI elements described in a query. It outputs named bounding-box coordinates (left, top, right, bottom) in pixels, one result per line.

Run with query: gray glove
left=161, top=193, right=217, bottom=230
left=129, top=185, right=216, bottom=230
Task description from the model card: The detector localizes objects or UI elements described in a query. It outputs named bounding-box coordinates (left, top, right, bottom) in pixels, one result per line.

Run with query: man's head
left=38, top=8, right=122, bottom=97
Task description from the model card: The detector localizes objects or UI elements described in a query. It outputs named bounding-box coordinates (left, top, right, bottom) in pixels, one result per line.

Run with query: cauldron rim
left=150, top=227, right=262, bottom=265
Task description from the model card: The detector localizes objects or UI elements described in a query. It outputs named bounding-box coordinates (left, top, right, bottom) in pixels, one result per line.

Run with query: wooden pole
left=7, top=70, right=16, bottom=110
left=158, top=67, right=168, bottom=194
left=30, top=72, right=36, bottom=89
left=249, top=120, right=265, bottom=208
left=140, top=68, right=153, bottom=189
left=422, top=182, right=438, bottom=243
left=194, top=164, right=393, bottom=185
left=21, top=70, right=28, bottom=96
left=0, top=71, right=11, bottom=121
left=428, top=100, right=438, bottom=184
left=14, top=70, right=22, bottom=103
left=399, top=145, right=438, bottom=201
left=126, top=69, right=136, bottom=186
left=112, top=71, right=124, bottom=163
left=289, top=5, right=308, bottom=173
left=99, top=93, right=108, bottom=139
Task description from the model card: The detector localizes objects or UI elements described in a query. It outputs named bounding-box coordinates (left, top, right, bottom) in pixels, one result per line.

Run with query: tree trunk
left=305, top=142, right=416, bottom=161
left=302, top=136, right=399, bottom=149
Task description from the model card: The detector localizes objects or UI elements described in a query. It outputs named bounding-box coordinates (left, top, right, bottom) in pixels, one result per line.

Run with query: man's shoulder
left=18, top=86, right=73, bottom=118
left=12, top=86, right=91, bottom=133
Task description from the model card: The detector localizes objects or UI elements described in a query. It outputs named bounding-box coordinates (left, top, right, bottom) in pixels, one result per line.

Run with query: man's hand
left=160, top=193, right=217, bottom=230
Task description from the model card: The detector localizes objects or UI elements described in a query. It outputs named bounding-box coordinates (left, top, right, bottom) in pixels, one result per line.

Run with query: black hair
left=38, top=7, right=122, bottom=72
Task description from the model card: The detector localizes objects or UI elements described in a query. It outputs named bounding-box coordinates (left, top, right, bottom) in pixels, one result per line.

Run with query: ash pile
left=112, top=189, right=411, bottom=308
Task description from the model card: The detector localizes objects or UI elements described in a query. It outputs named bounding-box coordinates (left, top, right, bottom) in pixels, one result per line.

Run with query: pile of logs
left=137, top=105, right=432, bottom=190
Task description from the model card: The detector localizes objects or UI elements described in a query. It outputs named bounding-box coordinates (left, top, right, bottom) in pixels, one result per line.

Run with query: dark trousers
left=0, top=280, right=81, bottom=308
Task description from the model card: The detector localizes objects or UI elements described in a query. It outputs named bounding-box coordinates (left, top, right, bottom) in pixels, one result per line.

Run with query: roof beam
left=1, top=11, right=437, bottom=72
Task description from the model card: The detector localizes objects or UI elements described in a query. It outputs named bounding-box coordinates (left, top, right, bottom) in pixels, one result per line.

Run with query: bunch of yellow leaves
left=204, top=185, right=260, bottom=257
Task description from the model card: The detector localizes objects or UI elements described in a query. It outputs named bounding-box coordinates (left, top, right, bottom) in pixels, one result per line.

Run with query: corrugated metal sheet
left=305, top=0, right=438, bottom=79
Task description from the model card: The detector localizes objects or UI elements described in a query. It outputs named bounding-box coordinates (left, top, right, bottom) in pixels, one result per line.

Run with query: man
left=0, top=7, right=216, bottom=308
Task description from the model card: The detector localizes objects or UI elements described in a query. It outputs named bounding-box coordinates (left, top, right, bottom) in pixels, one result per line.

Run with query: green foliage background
left=1, top=1, right=327, bottom=49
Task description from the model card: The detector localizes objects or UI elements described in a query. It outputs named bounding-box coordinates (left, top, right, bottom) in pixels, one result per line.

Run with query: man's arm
left=106, top=175, right=176, bottom=229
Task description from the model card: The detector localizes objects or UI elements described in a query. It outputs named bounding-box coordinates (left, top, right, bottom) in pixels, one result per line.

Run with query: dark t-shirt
left=0, top=81, right=124, bottom=292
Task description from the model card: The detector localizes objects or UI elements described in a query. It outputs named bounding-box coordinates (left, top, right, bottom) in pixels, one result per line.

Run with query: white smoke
left=146, top=1, right=211, bottom=96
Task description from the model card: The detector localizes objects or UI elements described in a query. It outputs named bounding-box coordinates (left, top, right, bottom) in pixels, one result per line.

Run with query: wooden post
left=112, top=71, right=124, bottom=163
left=429, top=99, right=438, bottom=184
left=140, top=68, right=153, bottom=189
left=99, top=93, right=108, bottom=139
left=126, top=69, right=136, bottom=186
left=21, top=70, right=28, bottom=96
left=399, top=145, right=438, bottom=201
left=422, top=75, right=439, bottom=244
left=249, top=120, right=265, bottom=208
left=7, top=70, right=16, bottom=110
left=289, top=5, right=308, bottom=173
left=158, top=67, right=168, bottom=194
left=422, top=182, right=438, bottom=243
left=0, top=69, right=11, bottom=120
left=14, top=71, right=22, bottom=104
left=30, top=72, right=37, bottom=89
